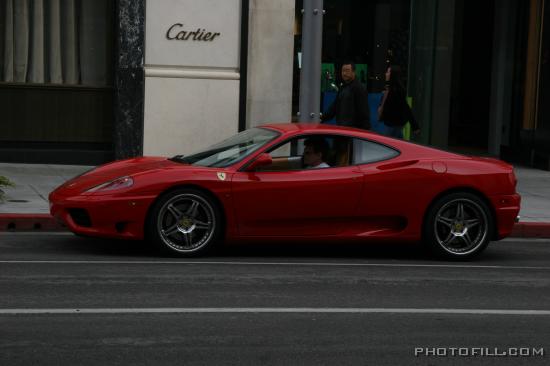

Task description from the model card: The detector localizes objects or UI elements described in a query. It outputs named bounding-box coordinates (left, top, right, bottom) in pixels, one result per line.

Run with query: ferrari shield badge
left=217, top=172, right=226, bottom=181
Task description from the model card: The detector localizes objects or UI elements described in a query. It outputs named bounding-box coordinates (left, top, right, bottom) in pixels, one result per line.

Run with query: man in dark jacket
left=321, top=62, right=370, bottom=130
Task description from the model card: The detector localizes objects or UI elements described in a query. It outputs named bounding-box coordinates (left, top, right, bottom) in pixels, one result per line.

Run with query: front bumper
left=49, top=192, right=156, bottom=240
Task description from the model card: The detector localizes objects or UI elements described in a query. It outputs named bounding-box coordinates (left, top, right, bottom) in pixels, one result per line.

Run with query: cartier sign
left=145, top=0, right=240, bottom=68
left=166, top=23, right=221, bottom=41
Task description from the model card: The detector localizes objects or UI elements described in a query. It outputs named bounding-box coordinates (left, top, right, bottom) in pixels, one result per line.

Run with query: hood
left=89, top=157, right=181, bottom=177
left=52, top=157, right=187, bottom=195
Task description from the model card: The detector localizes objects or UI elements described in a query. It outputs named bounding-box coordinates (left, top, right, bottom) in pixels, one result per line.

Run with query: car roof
left=258, top=122, right=465, bottom=160
left=260, top=122, right=372, bottom=135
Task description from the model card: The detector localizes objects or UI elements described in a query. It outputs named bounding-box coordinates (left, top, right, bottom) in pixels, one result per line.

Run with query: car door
left=231, top=135, right=364, bottom=236
left=352, top=137, right=415, bottom=232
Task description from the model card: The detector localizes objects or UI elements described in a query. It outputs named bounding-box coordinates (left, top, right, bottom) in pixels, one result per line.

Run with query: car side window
left=256, top=135, right=353, bottom=172
left=352, top=138, right=399, bottom=165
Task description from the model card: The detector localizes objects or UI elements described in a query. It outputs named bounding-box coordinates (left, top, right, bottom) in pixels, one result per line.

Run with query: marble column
left=114, top=0, right=145, bottom=159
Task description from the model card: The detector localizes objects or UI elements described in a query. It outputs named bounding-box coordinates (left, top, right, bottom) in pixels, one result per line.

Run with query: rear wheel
left=424, top=192, right=493, bottom=260
left=147, top=188, right=221, bottom=257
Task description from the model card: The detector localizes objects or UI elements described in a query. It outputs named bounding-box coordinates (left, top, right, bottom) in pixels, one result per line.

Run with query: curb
left=0, top=214, right=65, bottom=232
left=510, top=222, right=550, bottom=239
left=1, top=213, right=550, bottom=239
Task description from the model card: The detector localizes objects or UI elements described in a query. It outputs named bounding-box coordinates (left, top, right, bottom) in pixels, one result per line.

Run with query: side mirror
left=246, top=153, right=272, bottom=171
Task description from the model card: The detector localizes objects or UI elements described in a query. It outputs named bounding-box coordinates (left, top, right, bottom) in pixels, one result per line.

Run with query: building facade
left=0, top=0, right=295, bottom=164
left=0, top=0, right=548, bottom=169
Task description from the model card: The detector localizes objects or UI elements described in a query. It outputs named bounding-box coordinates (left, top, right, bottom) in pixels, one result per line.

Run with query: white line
left=0, top=232, right=73, bottom=236
left=1, top=260, right=550, bottom=270
left=1, top=308, right=550, bottom=315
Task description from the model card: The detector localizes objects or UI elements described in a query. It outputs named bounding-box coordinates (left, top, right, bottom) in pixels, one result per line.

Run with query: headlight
left=85, top=176, right=134, bottom=193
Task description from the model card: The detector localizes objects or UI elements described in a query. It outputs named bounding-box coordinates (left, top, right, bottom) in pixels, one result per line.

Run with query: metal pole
left=298, top=0, right=324, bottom=122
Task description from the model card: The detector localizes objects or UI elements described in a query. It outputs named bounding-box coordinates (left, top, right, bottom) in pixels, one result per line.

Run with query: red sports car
left=49, top=123, right=520, bottom=259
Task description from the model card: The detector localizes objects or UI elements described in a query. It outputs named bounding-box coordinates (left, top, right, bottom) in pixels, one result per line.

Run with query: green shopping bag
left=403, top=97, right=413, bottom=141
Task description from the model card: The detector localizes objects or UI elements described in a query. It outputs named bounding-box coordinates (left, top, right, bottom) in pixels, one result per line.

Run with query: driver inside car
left=303, top=137, right=330, bottom=169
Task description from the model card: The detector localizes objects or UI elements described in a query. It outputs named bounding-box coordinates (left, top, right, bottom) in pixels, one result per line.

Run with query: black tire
left=146, top=188, right=222, bottom=257
left=423, top=192, right=494, bottom=260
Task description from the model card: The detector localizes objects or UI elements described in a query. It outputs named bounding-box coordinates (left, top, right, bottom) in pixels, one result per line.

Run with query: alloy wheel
left=433, top=198, right=489, bottom=256
left=156, top=193, right=216, bottom=253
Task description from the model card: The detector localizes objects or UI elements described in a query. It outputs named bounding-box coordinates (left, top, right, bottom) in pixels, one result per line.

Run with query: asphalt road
left=1, top=233, right=549, bottom=365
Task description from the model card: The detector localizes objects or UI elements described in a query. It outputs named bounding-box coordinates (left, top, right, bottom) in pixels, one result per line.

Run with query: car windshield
left=172, top=127, right=280, bottom=167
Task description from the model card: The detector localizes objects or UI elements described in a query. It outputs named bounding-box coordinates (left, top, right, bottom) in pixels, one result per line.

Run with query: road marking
left=1, top=260, right=550, bottom=270
left=0, top=232, right=73, bottom=236
left=1, top=308, right=550, bottom=315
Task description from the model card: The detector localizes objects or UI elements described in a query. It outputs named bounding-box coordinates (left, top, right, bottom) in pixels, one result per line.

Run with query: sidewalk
left=0, top=164, right=92, bottom=231
left=1, top=162, right=549, bottom=237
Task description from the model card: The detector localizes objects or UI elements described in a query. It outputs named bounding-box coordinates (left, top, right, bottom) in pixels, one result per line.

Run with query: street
left=1, top=233, right=549, bottom=365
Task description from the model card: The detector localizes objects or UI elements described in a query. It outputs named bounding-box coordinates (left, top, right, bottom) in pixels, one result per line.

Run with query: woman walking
left=378, top=65, right=420, bottom=138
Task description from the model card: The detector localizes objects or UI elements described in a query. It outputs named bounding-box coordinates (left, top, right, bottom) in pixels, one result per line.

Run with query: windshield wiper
left=169, top=155, right=186, bottom=163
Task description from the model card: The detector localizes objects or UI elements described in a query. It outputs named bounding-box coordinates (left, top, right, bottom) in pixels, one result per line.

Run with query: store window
left=292, top=0, right=412, bottom=132
left=0, top=0, right=115, bottom=163
left=538, top=0, right=549, bottom=136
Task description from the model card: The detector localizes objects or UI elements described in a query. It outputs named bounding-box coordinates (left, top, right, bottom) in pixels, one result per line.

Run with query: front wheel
left=424, top=192, right=493, bottom=260
left=147, top=188, right=222, bottom=257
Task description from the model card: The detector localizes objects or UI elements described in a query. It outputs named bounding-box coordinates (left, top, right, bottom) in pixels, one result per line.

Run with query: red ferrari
left=49, top=123, right=520, bottom=259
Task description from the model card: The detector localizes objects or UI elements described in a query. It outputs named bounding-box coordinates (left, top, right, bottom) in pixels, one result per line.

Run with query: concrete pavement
left=0, top=162, right=549, bottom=237
left=513, top=167, right=550, bottom=222
left=0, top=163, right=92, bottom=214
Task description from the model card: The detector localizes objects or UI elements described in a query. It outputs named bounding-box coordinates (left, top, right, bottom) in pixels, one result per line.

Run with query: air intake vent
left=68, top=208, right=92, bottom=227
